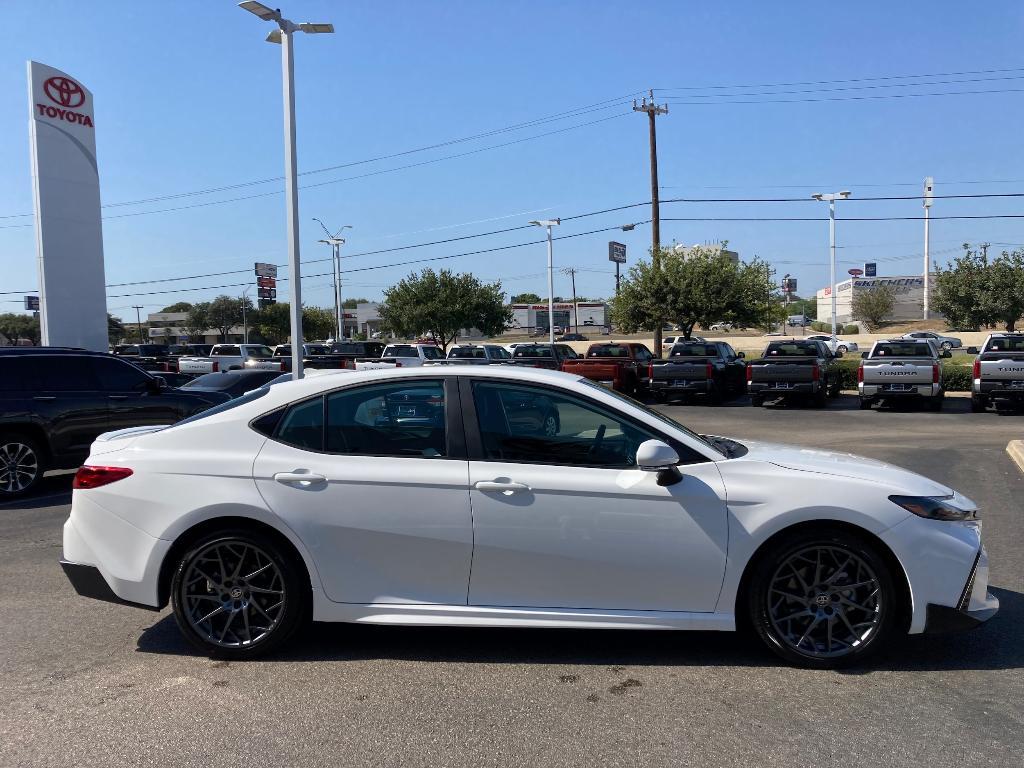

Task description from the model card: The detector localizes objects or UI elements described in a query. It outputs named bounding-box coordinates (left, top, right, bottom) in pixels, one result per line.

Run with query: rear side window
left=671, top=344, right=718, bottom=357
left=514, top=347, right=553, bottom=359
left=422, top=346, right=443, bottom=360
left=987, top=337, right=1024, bottom=352
left=873, top=343, right=932, bottom=358
left=31, top=355, right=99, bottom=391
left=326, top=381, right=447, bottom=458
left=275, top=397, right=325, bottom=452
left=0, top=358, right=26, bottom=391
left=589, top=345, right=630, bottom=358
left=91, top=357, right=151, bottom=391
left=765, top=343, right=818, bottom=357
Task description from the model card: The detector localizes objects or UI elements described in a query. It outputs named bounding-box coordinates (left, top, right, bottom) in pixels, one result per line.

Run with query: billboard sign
left=608, top=242, right=627, bottom=264
left=864, top=262, right=877, bottom=277
left=254, top=262, right=278, bottom=278
left=27, top=61, right=107, bottom=351
left=24, top=296, right=40, bottom=311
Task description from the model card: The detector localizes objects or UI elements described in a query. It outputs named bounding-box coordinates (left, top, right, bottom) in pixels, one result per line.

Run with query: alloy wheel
left=766, top=545, right=883, bottom=659
left=0, top=441, right=39, bottom=494
left=180, top=540, right=287, bottom=649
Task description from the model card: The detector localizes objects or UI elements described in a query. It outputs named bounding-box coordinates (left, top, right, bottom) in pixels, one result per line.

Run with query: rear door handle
left=273, top=472, right=327, bottom=485
left=474, top=480, right=530, bottom=493
left=33, top=396, right=56, bottom=401
left=108, top=395, right=128, bottom=400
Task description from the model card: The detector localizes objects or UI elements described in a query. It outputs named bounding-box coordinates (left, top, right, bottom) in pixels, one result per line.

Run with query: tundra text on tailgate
left=858, top=340, right=945, bottom=411
left=972, top=333, right=1024, bottom=412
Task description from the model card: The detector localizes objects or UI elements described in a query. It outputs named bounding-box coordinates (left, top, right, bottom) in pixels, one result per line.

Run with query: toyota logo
left=43, top=76, right=85, bottom=109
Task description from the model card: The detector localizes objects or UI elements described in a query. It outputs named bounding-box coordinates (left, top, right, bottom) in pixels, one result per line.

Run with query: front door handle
left=474, top=480, right=530, bottom=494
left=108, top=395, right=128, bottom=400
left=273, top=471, right=327, bottom=485
left=33, top=396, right=56, bottom=401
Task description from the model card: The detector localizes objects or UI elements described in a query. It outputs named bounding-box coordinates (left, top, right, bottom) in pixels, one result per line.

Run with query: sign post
left=27, top=62, right=107, bottom=351
left=608, top=241, right=627, bottom=294
left=255, top=263, right=278, bottom=308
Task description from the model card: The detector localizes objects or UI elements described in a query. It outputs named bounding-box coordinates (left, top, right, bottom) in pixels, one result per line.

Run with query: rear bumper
left=748, top=382, right=818, bottom=395
left=59, top=560, right=159, bottom=611
left=975, top=381, right=1024, bottom=399
left=860, top=383, right=940, bottom=398
left=651, top=380, right=712, bottom=393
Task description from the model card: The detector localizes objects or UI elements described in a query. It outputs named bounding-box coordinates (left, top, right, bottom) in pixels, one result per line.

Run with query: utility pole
left=634, top=89, right=668, bottom=355
left=530, top=219, right=560, bottom=344
left=923, top=177, right=933, bottom=320
left=812, top=191, right=851, bottom=349
left=314, top=218, right=352, bottom=340
left=241, top=287, right=250, bottom=343
left=132, top=306, right=144, bottom=343
left=562, top=267, right=579, bottom=333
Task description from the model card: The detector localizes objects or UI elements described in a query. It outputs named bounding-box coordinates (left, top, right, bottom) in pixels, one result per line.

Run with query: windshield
left=171, top=386, right=271, bottom=427
left=384, top=345, right=418, bottom=357
left=450, top=348, right=486, bottom=358
left=246, top=346, right=275, bottom=358
left=578, top=379, right=724, bottom=457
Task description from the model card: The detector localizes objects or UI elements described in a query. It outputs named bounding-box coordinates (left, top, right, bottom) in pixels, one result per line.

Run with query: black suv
left=0, top=348, right=231, bottom=497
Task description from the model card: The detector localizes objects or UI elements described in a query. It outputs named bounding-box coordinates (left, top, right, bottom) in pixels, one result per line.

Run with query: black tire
left=970, top=395, right=987, bottom=413
left=928, top=395, right=944, bottom=412
left=747, top=528, right=903, bottom=668
left=170, top=529, right=309, bottom=660
left=750, top=394, right=764, bottom=407
left=0, top=432, right=45, bottom=498
left=940, top=341, right=952, bottom=351
left=653, top=391, right=666, bottom=404
left=859, top=398, right=873, bottom=410
left=708, top=383, right=723, bottom=406
left=813, top=383, right=828, bottom=408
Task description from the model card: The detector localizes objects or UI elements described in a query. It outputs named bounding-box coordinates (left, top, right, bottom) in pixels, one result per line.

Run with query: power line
left=661, top=213, right=1024, bottom=221
left=657, top=74, right=1024, bottom=100
left=662, top=86, right=1024, bottom=106
left=653, top=66, right=1024, bottom=91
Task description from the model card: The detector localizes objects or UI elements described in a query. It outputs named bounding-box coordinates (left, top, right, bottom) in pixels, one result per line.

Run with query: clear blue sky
left=3, top=0, right=1024, bottom=320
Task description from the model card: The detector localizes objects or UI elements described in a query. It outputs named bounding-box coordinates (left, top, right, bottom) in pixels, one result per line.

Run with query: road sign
left=24, top=296, right=39, bottom=311
left=608, top=242, right=627, bottom=264
left=864, top=262, right=877, bottom=277
left=257, top=276, right=276, bottom=289
left=848, top=268, right=864, bottom=277
left=258, top=287, right=277, bottom=299
left=254, top=262, right=278, bottom=278
left=781, top=277, right=797, bottom=293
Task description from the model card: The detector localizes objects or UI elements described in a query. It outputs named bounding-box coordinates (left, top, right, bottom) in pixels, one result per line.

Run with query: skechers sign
left=35, top=75, right=94, bottom=127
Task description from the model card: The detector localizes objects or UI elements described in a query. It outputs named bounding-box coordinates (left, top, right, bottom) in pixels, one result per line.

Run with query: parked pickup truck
left=354, top=343, right=445, bottom=370
left=560, top=342, right=654, bottom=394
left=298, top=341, right=387, bottom=370
left=264, top=342, right=333, bottom=372
left=858, top=340, right=948, bottom=411
left=440, top=344, right=513, bottom=364
left=649, top=341, right=746, bottom=404
left=747, top=339, right=842, bottom=407
left=111, top=344, right=174, bottom=373
left=178, top=343, right=279, bottom=374
left=971, top=333, right=1024, bottom=412
left=509, top=343, right=580, bottom=370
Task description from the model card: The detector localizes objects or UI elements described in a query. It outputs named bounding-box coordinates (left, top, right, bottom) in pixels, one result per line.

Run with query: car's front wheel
left=0, top=433, right=44, bottom=498
left=170, top=529, right=308, bottom=659
left=747, top=529, right=903, bottom=668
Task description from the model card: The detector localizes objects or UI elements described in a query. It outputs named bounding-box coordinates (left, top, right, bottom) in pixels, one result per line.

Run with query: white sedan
left=61, top=366, right=996, bottom=667
left=806, top=334, right=859, bottom=354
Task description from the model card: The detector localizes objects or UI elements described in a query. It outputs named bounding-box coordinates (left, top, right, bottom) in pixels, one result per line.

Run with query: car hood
left=735, top=438, right=952, bottom=496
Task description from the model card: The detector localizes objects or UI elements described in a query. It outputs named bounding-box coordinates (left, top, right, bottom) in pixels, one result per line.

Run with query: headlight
left=889, top=494, right=977, bottom=521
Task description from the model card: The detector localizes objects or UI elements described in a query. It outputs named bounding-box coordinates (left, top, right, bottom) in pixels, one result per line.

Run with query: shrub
left=941, top=364, right=972, bottom=392
left=810, top=321, right=831, bottom=333
left=843, top=324, right=859, bottom=334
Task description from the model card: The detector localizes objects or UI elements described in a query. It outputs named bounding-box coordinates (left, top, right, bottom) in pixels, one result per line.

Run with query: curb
left=1007, top=441, right=1024, bottom=474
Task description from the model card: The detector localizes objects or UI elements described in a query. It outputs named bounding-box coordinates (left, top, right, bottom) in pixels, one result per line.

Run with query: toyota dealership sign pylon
left=27, top=61, right=108, bottom=351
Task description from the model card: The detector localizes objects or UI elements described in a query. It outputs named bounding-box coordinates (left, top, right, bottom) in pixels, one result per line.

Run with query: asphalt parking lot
left=1, top=396, right=1022, bottom=768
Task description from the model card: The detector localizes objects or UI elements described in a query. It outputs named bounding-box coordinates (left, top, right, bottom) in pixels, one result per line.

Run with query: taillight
left=973, top=359, right=981, bottom=378
left=648, top=363, right=653, bottom=379
left=812, top=364, right=820, bottom=381
left=395, top=361, right=403, bottom=368
left=211, top=361, right=219, bottom=373
left=857, top=365, right=864, bottom=383
left=279, top=362, right=286, bottom=371
left=933, top=363, right=940, bottom=384
left=73, top=465, right=133, bottom=490
left=746, top=365, right=752, bottom=383
left=705, top=362, right=713, bottom=379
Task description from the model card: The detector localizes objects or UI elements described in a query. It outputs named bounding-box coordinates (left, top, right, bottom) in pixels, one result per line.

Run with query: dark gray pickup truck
left=648, top=341, right=746, bottom=404
left=972, top=333, right=1024, bottom=412
left=746, top=339, right=842, bottom=407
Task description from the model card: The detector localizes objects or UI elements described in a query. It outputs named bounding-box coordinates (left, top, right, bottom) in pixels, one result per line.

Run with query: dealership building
left=816, top=275, right=937, bottom=324
left=509, top=302, right=609, bottom=333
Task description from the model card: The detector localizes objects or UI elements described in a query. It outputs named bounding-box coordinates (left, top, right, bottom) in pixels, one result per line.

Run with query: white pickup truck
left=177, top=343, right=280, bottom=374
left=858, top=339, right=947, bottom=411
left=353, top=343, right=445, bottom=370
left=972, top=332, right=1024, bottom=412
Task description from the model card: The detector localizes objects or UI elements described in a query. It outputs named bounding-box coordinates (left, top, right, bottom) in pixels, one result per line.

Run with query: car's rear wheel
left=970, top=395, right=987, bottom=413
left=747, top=529, right=901, bottom=668
left=941, top=341, right=952, bottom=351
left=859, top=398, right=873, bottom=410
left=0, top=433, right=44, bottom=498
left=170, top=530, right=308, bottom=659
left=750, top=394, right=764, bottom=407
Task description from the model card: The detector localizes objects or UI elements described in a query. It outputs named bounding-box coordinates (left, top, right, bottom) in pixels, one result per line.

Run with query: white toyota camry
left=61, top=366, right=997, bottom=667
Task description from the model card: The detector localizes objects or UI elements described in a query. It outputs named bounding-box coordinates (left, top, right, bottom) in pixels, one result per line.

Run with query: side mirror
left=147, top=376, right=165, bottom=394
left=636, top=439, right=682, bottom=486
left=861, top=352, right=869, bottom=359
left=966, top=346, right=979, bottom=355
left=737, top=351, right=745, bottom=359
left=941, top=351, right=952, bottom=359
left=834, top=349, right=844, bottom=358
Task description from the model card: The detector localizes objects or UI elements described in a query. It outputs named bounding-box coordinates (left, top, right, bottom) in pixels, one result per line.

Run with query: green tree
left=610, top=246, right=778, bottom=340
left=934, top=247, right=992, bottom=330
left=107, top=313, right=126, bottom=346
left=0, top=313, right=40, bottom=346
left=342, top=297, right=370, bottom=309
left=207, top=295, right=248, bottom=341
left=255, top=302, right=292, bottom=345
left=184, top=302, right=211, bottom=342
left=379, top=269, right=512, bottom=353
left=851, top=285, right=897, bottom=331
left=982, top=249, right=1024, bottom=331
left=160, top=302, right=193, bottom=313
left=511, top=292, right=543, bottom=304
left=786, top=298, right=817, bottom=321
left=302, top=306, right=336, bottom=340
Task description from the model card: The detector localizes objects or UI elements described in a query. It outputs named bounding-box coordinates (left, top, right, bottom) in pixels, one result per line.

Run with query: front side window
left=92, top=357, right=151, bottom=391
left=326, top=380, right=447, bottom=458
left=471, top=382, right=665, bottom=468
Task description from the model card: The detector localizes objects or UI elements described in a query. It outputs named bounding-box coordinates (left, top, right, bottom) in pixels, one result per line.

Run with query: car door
left=462, top=378, right=728, bottom=612
left=252, top=377, right=474, bottom=605
left=25, top=355, right=109, bottom=462
left=92, top=356, right=183, bottom=430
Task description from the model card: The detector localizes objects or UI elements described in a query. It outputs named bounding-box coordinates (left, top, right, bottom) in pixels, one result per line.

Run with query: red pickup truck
left=560, top=342, right=655, bottom=394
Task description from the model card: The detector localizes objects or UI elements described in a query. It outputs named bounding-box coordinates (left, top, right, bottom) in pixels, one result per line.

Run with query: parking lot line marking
left=1007, top=441, right=1024, bottom=475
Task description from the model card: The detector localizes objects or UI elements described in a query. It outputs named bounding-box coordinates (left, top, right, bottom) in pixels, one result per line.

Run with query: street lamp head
left=529, top=219, right=561, bottom=227
left=265, top=28, right=283, bottom=43
left=839, top=190, right=852, bottom=199
left=238, top=1, right=280, bottom=21
left=811, top=193, right=824, bottom=201
left=298, top=22, right=335, bottom=33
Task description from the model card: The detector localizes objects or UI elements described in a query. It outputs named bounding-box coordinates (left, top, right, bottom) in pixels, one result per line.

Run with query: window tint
left=384, top=345, right=418, bottom=357
left=214, top=346, right=241, bottom=356
left=326, top=381, right=446, bottom=458
left=764, top=343, right=819, bottom=357
left=588, top=345, right=631, bottom=358
left=471, top=382, right=661, bottom=468
left=92, top=356, right=151, bottom=391
left=246, top=346, right=274, bottom=358
left=174, top=386, right=271, bottom=428
left=450, top=347, right=486, bottom=359
left=276, top=397, right=325, bottom=452
left=872, top=343, right=933, bottom=358
left=31, top=355, right=99, bottom=391
left=670, top=344, right=718, bottom=357
left=0, top=358, right=26, bottom=391
left=421, top=346, right=444, bottom=360
left=514, top=346, right=553, bottom=359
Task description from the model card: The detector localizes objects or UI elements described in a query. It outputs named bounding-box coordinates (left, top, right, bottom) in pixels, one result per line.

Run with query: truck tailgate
left=861, top=360, right=934, bottom=385
left=561, top=360, right=625, bottom=381
left=749, top=360, right=816, bottom=382
left=651, top=360, right=711, bottom=382
left=978, top=354, right=1024, bottom=382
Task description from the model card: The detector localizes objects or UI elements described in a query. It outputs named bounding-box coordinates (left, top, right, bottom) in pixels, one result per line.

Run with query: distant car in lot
left=0, top=348, right=229, bottom=497
left=111, top=344, right=174, bottom=372
left=179, top=370, right=285, bottom=399
left=354, top=343, right=445, bottom=370
left=509, top=342, right=579, bottom=370
left=805, top=334, right=859, bottom=354
left=899, top=331, right=962, bottom=351
left=60, top=365, right=997, bottom=667
left=558, top=333, right=588, bottom=342
left=858, top=340, right=948, bottom=411
left=662, top=335, right=706, bottom=352
left=786, top=315, right=810, bottom=327
left=971, top=332, right=1024, bottom=412
left=443, top=344, right=513, bottom=364
left=708, top=322, right=733, bottom=332
left=178, top=344, right=279, bottom=374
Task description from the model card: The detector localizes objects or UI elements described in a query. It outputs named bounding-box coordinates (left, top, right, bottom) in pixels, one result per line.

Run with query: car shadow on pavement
left=136, top=586, right=1023, bottom=672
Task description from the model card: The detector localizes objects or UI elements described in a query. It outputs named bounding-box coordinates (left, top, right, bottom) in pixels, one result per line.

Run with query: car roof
left=0, top=347, right=101, bottom=356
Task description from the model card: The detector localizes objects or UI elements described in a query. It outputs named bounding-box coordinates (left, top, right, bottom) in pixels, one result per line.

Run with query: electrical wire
left=654, top=66, right=1024, bottom=91
left=663, top=87, right=1024, bottom=106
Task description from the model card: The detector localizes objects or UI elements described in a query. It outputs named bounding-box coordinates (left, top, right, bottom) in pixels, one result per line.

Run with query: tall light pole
left=313, top=218, right=352, bottom=341
left=923, top=177, right=934, bottom=320
left=530, top=219, right=560, bottom=344
left=811, top=191, right=851, bottom=349
left=238, top=1, right=334, bottom=380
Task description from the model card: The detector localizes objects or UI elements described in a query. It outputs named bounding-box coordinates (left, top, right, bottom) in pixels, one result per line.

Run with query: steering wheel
left=588, top=424, right=607, bottom=456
